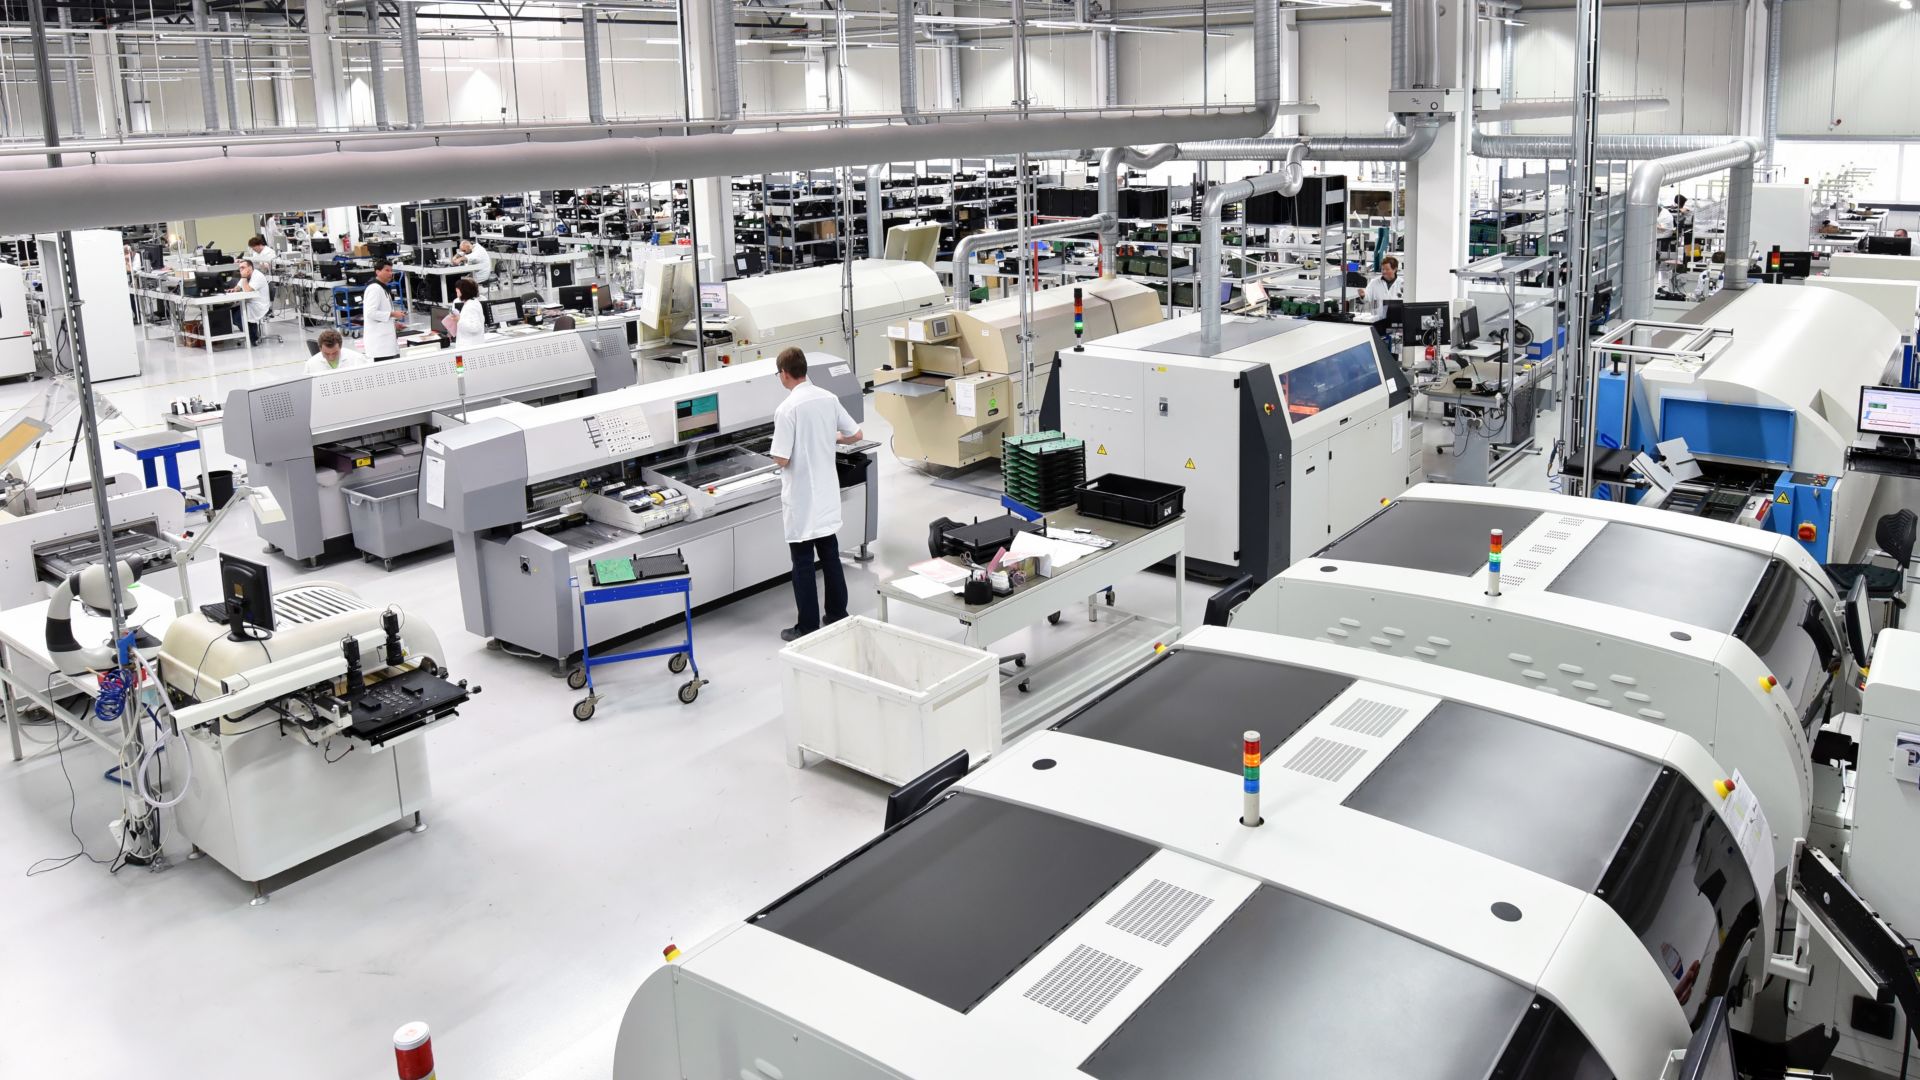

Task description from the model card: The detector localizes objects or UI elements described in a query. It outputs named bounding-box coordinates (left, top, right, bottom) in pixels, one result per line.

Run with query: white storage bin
left=780, top=616, right=1002, bottom=785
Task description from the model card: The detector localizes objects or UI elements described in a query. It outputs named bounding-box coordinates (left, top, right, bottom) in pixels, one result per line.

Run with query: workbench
left=1, top=596, right=175, bottom=763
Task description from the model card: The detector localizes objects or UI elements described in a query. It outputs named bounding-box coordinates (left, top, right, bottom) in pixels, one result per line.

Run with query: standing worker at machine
left=771, top=347, right=863, bottom=643
left=449, top=277, right=485, bottom=348
left=1363, top=255, right=1403, bottom=317
left=450, top=239, right=492, bottom=289
left=305, top=328, right=370, bottom=374
left=363, top=260, right=404, bottom=361
left=246, top=234, right=277, bottom=272
left=236, top=257, right=270, bottom=347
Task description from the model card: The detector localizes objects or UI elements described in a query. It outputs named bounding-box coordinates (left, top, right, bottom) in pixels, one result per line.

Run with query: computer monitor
left=201, top=246, right=224, bottom=266
left=193, top=270, right=226, bottom=296
left=310, top=237, right=334, bottom=256
left=487, top=298, right=521, bottom=326
left=1858, top=384, right=1920, bottom=438
left=1865, top=235, right=1913, bottom=257
left=1456, top=303, right=1481, bottom=344
left=1766, top=248, right=1813, bottom=278
left=557, top=284, right=594, bottom=312
left=1676, top=998, right=1738, bottom=1080
left=215, top=552, right=275, bottom=641
left=638, top=256, right=696, bottom=333
left=1400, top=300, right=1451, bottom=346
left=674, top=393, right=720, bottom=440
left=698, top=282, right=729, bottom=317
left=140, top=244, right=165, bottom=270
left=1844, top=576, right=1875, bottom=675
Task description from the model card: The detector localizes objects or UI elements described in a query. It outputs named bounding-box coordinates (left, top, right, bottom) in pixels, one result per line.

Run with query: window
left=1277, top=342, right=1382, bottom=420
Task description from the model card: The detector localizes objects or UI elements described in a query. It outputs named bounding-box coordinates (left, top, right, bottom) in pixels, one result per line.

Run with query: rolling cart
left=566, top=552, right=704, bottom=720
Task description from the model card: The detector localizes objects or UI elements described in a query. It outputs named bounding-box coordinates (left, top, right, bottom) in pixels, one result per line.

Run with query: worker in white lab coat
left=246, top=234, right=277, bottom=271
left=305, top=328, right=371, bottom=374
left=451, top=239, right=493, bottom=286
left=1363, top=255, right=1404, bottom=317
left=362, top=260, right=404, bottom=360
left=449, top=276, right=486, bottom=348
left=235, top=257, right=270, bottom=346
left=770, top=347, right=863, bottom=641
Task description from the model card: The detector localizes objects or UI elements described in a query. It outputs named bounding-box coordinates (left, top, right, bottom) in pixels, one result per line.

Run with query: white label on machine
left=583, top=404, right=656, bottom=457
left=1895, top=732, right=1920, bottom=785
left=1391, top=412, right=1405, bottom=453
left=1723, top=768, right=1775, bottom=906
left=954, top=378, right=977, bottom=419
left=828, top=364, right=850, bottom=378
left=422, top=453, right=446, bottom=509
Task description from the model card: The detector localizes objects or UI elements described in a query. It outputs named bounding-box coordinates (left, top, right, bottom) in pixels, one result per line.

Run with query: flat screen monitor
left=699, top=282, right=729, bottom=316
left=674, top=393, right=720, bottom=441
left=201, top=246, right=224, bottom=265
left=1769, top=250, right=1813, bottom=278
left=1844, top=576, right=1874, bottom=675
left=1401, top=300, right=1451, bottom=346
left=1858, top=384, right=1920, bottom=437
left=141, top=244, right=165, bottom=270
left=1865, top=235, right=1912, bottom=257
left=487, top=298, right=520, bottom=326
left=1676, top=998, right=1738, bottom=1080
left=557, top=284, right=594, bottom=312
left=216, top=552, right=275, bottom=640
left=1456, top=303, right=1481, bottom=344
left=309, top=238, right=334, bottom=256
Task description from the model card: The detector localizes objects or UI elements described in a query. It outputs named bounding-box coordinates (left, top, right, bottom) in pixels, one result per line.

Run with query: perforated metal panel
left=259, top=388, right=296, bottom=424
left=272, top=585, right=369, bottom=625
left=1327, top=698, right=1408, bottom=738
left=1106, top=879, right=1215, bottom=947
left=1023, top=945, right=1142, bottom=1024
left=1281, top=737, right=1367, bottom=782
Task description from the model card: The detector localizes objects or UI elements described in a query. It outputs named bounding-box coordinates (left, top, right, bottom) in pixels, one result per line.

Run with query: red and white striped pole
left=394, top=1021, right=436, bottom=1080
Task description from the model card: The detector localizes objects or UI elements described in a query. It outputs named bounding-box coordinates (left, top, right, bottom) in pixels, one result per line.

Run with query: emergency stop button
left=1797, top=521, right=1818, bottom=543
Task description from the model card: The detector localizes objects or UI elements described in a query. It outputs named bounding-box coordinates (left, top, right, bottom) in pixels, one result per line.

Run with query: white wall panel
left=1298, top=17, right=1392, bottom=136
left=1506, top=2, right=1739, bottom=135
left=1779, top=0, right=1920, bottom=137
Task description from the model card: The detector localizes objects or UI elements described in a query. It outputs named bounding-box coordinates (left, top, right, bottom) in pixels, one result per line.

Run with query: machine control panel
left=348, top=668, right=470, bottom=745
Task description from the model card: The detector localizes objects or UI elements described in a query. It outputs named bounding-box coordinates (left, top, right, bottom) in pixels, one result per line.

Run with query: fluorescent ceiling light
left=1031, top=19, right=1176, bottom=34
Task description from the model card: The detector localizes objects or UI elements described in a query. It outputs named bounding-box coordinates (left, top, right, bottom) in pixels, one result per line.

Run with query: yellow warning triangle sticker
left=1184, top=458, right=1196, bottom=470
left=1096, top=444, right=1108, bottom=455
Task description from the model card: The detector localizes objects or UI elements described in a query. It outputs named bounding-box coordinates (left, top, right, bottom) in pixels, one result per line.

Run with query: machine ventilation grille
left=273, top=586, right=370, bottom=625
left=259, top=388, right=296, bottom=424
left=1106, top=879, right=1214, bottom=947
left=1282, top=737, right=1367, bottom=782
left=1327, top=698, right=1408, bottom=738
left=1023, top=945, right=1141, bottom=1024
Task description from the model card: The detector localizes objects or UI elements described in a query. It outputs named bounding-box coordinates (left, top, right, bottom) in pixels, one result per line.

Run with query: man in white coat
left=1363, top=255, right=1404, bottom=317
left=451, top=240, right=493, bottom=287
left=770, top=347, right=863, bottom=642
left=363, top=260, right=404, bottom=360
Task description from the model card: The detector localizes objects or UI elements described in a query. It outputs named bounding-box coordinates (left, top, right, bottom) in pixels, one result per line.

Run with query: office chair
left=305, top=339, right=321, bottom=356
left=1824, top=509, right=1917, bottom=628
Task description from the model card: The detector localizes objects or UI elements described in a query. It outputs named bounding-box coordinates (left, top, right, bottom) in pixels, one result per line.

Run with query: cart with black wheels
left=567, top=552, right=704, bottom=720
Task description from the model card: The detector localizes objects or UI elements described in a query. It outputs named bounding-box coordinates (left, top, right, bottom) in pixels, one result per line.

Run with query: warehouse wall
left=1505, top=1, right=1743, bottom=135
left=1778, top=0, right=1920, bottom=137
left=1298, top=16, right=1392, bottom=136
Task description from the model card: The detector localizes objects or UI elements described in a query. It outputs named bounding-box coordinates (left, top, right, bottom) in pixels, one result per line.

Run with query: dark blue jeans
left=789, top=534, right=847, bottom=633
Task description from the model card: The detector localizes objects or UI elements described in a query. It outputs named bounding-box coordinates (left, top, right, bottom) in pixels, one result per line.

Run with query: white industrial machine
left=874, top=279, right=1163, bottom=469
left=724, top=259, right=945, bottom=384
left=418, top=356, right=877, bottom=665
left=1803, top=275, right=1920, bottom=343
left=0, top=261, right=32, bottom=378
left=1043, top=312, right=1417, bottom=581
left=614, top=627, right=1771, bottom=1080
left=223, top=324, right=635, bottom=565
left=1751, top=182, right=1816, bottom=254
left=34, top=229, right=138, bottom=381
left=1828, top=252, right=1920, bottom=285
left=1595, top=283, right=1901, bottom=563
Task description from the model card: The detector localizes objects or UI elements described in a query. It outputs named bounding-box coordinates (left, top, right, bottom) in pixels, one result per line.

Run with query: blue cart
left=566, top=556, right=704, bottom=720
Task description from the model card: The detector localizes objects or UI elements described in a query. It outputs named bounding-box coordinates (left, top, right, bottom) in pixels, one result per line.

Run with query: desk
left=166, top=410, right=225, bottom=513
left=394, top=263, right=471, bottom=308
left=1, top=597, right=174, bottom=762
left=1419, top=354, right=1553, bottom=485
left=494, top=249, right=594, bottom=303
left=875, top=510, right=1186, bottom=739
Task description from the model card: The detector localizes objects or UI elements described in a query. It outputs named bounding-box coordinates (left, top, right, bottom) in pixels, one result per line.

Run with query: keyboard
left=199, top=602, right=232, bottom=624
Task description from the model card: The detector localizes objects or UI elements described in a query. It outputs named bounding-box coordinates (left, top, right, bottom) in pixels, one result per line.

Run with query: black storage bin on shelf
left=1075, top=473, right=1185, bottom=528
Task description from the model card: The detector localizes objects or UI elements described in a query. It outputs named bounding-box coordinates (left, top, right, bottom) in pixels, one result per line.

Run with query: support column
left=88, top=29, right=126, bottom=138
left=363, top=0, right=391, bottom=130
left=221, top=13, right=244, bottom=132
left=58, top=8, right=84, bottom=138
left=1405, top=0, right=1469, bottom=300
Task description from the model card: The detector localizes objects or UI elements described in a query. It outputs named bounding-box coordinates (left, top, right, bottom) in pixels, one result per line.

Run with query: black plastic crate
left=1075, top=473, right=1185, bottom=528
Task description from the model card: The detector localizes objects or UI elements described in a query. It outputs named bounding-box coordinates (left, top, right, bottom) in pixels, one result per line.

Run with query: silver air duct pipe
left=1391, top=0, right=1410, bottom=98
left=710, top=0, right=740, bottom=128
left=221, top=14, right=243, bottom=133
left=1475, top=96, right=1670, bottom=123
left=583, top=5, right=607, bottom=125
left=399, top=1, right=425, bottom=129
left=193, top=0, right=221, bottom=132
left=59, top=8, right=84, bottom=138
left=953, top=215, right=1116, bottom=309
left=1474, top=132, right=1749, bottom=158
left=867, top=164, right=886, bottom=256
left=898, top=0, right=922, bottom=124
left=1623, top=138, right=1763, bottom=319
left=0, top=110, right=1285, bottom=235
left=1251, top=0, right=1281, bottom=134
left=364, top=0, right=391, bottom=131
left=1097, top=143, right=1177, bottom=277
left=1200, top=143, right=1306, bottom=350
left=1764, top=0, right=1782, bottom=163
left=1500, top=16, right=1515, bottom=134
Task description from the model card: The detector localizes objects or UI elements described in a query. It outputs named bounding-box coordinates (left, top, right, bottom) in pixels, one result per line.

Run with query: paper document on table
left=1011, top=530, right=1092, bottom=570
left=909, top=558, right=971, bottom=586
left=1722, top=769, right=1775, bottom=911
left=954, top=379, right=977, bottom=419
left=891, top=574, right=957, bottom=600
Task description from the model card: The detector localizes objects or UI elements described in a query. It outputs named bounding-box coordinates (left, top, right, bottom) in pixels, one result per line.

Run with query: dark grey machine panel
left=1056, top=651, right=1353, bottom=770
left=1082, top=885, right=1540, bottom=1080
left=1546, top=524, right=1768, bottom=632
left=751, top=793, right=1152, bottom=1013
left=1319, top=499, right=1543, bottom=575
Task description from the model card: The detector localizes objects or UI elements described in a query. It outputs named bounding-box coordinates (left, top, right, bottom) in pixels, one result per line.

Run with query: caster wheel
left=1048, top=611, right=1063, bottom=626
left=262, top=543, right=280, bottom=555
left=573, top=697, right=597, bottom=721
left=678, top=681, right=701, bottom=705
left=1017, top=679, right=1031, bottom=693
left=382, top=559, right=395, bottom=572
left=668, top=653, right=689, bottom=674
left=303, top=556, right=320, bottom=569
left=566, top=667, right=588, bottom=690
left=1014, top=656, right=1027, bottom=669
left=1106, top=589, right=1116, bottom=606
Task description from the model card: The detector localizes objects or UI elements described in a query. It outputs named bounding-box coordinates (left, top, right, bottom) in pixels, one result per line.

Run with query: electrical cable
left=23, top=716, right=119, bottom=877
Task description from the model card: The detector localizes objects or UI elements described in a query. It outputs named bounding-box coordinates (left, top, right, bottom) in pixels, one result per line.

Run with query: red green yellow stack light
left=1487, top=528, right=1504, bottom=597
left=1073, top=287, right=1085, bottom=349
left=1242, top=730, right=1262, bottom=827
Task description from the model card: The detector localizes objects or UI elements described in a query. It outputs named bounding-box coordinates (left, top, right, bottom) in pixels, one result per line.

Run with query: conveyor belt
left=1319, top=499, right=1542, bottom=575
left=1547, top=523, right=1767, bottom=632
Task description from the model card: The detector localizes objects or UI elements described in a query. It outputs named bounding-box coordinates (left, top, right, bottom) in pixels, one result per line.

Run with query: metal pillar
left=307, top=0, right=342, bottom=130
left=363, top=0, right=391, bottom=131
left=221, top=13, right=244, bottom=133
left=582, top=5, right=607, bottom=125
left=192, top=0, right=222, bottom=131
left=1405, top=0, right=1469, bottom=300
left=1569, top=0, right=1604, bottom=497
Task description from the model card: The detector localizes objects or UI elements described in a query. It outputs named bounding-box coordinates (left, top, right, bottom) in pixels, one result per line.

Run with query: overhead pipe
left=363, top=0, right=391, bottom=131
left=1097, top=143, right=1176, bottom=277
left=953, top=216, right=1115, bottom=309
left=1198, top=144, right=1307, bottom=350
left=1500, top=16, right=1515, bottom=134
left=1390, top=0, right=1409, bottom=98
left=1622, top=137, right=1763, bottom=319
left=582, top=5, right=607, bottom=125
left=866, top=163, right=885, bottom=256
left=1474, top=96, right=1671, bottom=123
left=1474, top=132, right=1755, bottom=158
left=192, top=0, right=221, bottom=132
left=399, top=0, right=426, bottom=129
left=58, top=7, right=84, bottom=138
left=220, top=13, right=242, bottom=133
left=709, top=0, right=740, bottom=129
left=1763, top=0, right=1782, bottom=163
left=897, top=0, right=922, bottom=124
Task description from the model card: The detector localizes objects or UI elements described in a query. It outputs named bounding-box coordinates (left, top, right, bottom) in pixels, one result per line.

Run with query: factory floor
left=0, top=322, right=1560, bottom=1079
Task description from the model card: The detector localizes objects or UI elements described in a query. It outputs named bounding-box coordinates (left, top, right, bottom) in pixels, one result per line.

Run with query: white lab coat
left=249, top=245, right=277, bottom=271
left=1363, top=272, right=1404, bottom=317
left=453, top=298, right=486, bottom=348
left=305, top=347, right=371, bottom=375
left=363, top=279, right=399, bottom=358
left=1656, top=207, right=1676, bottom=238
left=771, top=379, right=858, bottom=544
left=457, top=244, right=493, bottom=284
left=239, top=268, right=270, bottom=324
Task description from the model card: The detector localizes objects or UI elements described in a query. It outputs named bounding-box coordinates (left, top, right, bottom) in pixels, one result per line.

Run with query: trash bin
left=341, top=471, right=452, bottom=569
left=779, top=616, right=1001, bottom=785
left=206, top=468, right=236, bottom=510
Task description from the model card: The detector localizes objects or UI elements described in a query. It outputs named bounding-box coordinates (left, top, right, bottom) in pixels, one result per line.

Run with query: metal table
left=1, top=597, right=175, bottom=763
left=876, top=509, right=1186, bottom=739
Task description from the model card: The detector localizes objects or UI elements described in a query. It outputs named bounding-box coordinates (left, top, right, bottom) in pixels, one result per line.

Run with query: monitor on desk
left=1864, top=235, right=1912, bottom=257
left=140, top=244, right=165, bottom=271
left=1456, top=303, right=1481, bottom=344
left=1859, top=384, right=1920, bottom=438
left=487, top=298, right=521, bottom=326
left=699, top=282, right=729, bottom=317
left=212, top=552, right=275, bottom=641
left=310, top=237, right=334, bottom=256
left=1400, top=300, right=1451, bottom=346
left=558, top=284, right=595, bottom=312
left=201, top=246, right=224, bottom=266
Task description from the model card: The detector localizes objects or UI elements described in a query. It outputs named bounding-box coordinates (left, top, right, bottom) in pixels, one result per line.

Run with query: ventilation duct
left=898, top=0, right=922, bottom=124
left=399, top=1, right=426, bottom=130
left=710, top=0, right=740, bottom=128
left=953, top=215, right=1116, bottom=309
left=583, top=6, right=607, bottom=125
left=1764, top=0, right=1782, bottom=163
left=363, top=0, right=391, bottom=131
left=221, top=14, right=242, bottom=134
left=58, top=8, right=84, bottom=138
left=1200, top=144, right=1306, bottom=349
left=193, top=0, right=221, bottom=132
left=1474, top=96, right=1670, bottom=123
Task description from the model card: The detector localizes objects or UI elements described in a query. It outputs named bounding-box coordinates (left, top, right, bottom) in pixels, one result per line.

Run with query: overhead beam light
left=1030, top=19, right=1176, bottom=33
